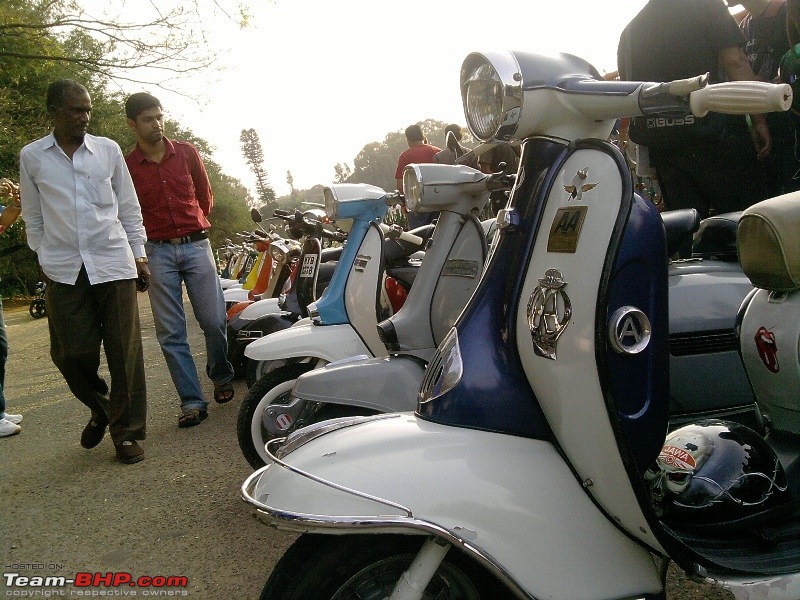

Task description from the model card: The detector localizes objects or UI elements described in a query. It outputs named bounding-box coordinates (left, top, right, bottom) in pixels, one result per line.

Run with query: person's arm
left=112, top=145, right=147, bottom=258
left=719, top=45, right=771, bottom=159
left=190, top=145, right=213, bottom=217
left=789, top=0, right=800, bottom=46
left=18, top=151, right=44, bottom=253
left=0, top=180, right=21, bottom=233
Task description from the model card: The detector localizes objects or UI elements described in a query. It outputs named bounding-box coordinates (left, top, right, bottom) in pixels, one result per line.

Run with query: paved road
left=0, top=293, right=732, bottom=599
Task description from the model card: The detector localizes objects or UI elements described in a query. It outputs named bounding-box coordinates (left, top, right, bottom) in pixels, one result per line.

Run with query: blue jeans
left=0, top=295, right=7, bottom=418
left=146, top=238, right=233, bottom=412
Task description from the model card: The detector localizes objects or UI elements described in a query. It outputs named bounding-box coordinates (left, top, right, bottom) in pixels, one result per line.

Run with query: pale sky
left=86, top=0, right=746, bottom=198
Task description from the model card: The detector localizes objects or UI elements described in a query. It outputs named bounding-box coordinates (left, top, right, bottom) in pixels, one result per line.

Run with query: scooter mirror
left=250, top=207, right=263, bottom=223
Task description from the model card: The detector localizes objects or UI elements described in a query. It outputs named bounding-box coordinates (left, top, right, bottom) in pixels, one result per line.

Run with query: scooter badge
left=608, top=306, right=651, bottom=355
left=754, top=326, right=779, bottom=373
left=526, top=268, right=572, bottom=360
left=563, top=167, right=598, bottom=201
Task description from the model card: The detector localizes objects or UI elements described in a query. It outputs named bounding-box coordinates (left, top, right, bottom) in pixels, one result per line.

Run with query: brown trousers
left=45, top=266, right=147, bottom=444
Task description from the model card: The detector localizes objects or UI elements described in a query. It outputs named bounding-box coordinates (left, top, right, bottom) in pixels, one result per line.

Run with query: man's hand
left=750, top=114, right=771, bottom=160
left=136, top=262, right=151, bottom=292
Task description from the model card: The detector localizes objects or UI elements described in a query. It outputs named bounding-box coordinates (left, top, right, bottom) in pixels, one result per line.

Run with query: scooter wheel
left=29, top=299, right=46, bottom=319
left=261, top=533, right=509, bottom=600
left=236, top=363, right=315, bottom=469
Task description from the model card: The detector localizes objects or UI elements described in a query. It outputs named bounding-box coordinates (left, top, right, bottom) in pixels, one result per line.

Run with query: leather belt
left=152, top=230, right=208, bottom=245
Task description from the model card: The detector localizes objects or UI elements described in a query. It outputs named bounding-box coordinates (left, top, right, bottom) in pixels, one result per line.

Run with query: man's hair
left=125, top=92, right=162, bottom=121
left=405, top=124, right=425, bottom=143
left=444, top=124, right=463, bottom=141
left=46, top=80, right=88, bottom=113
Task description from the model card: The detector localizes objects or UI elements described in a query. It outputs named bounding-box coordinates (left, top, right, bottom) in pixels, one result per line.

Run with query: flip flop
left=213, top=382, right=235, bottom=404
left=178, top=409, right=208, bottom=428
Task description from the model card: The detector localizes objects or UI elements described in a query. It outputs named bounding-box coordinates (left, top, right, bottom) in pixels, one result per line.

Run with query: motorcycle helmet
left=645, top=420, right=788, bottom=527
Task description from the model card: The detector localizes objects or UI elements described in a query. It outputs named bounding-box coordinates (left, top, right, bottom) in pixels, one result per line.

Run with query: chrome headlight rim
left=460, top=50, right=523, bottom=142
left=403, top=165, right=423, bottom=212
left=323, top=187, right=338, bottom=221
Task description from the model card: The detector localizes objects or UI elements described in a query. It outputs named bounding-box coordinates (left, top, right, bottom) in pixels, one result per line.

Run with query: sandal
left=178, top=409, right=208, bottom=428
left=213, top=381, right=235, bottom=404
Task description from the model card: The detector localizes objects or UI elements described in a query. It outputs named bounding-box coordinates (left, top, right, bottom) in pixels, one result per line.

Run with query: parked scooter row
left=243, top=50, right=799, bottom=599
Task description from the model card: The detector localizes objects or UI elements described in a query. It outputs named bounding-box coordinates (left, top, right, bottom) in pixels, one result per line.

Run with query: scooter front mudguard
left=242, top=413, right=663, bottom=600
left=291, top=354, right=426, bottom=413
left=242, top=321, right=371, bottom=363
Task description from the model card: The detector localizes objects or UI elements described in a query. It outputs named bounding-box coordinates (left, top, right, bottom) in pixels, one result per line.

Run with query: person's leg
left=181, top=239, right=234, bottom=387
left=0, top=295, right=7, bottom=418
left=45, top=267, right=110, bottom=420
left=94, top=277, right=147, bottom=445
left=145, top=242, right=206, bottom=413
left=652, top=152, right=710, bottom=217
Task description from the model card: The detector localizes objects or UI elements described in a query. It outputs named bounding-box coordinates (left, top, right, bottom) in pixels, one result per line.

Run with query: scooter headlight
left=323, top=187, right=338, bottom=221
left=403, top=166, right=423, bottom=212
left=461, top=51, right=523, bottom=142
left=419, top=327, right=463, bottom=403
left=271, top=243, right=287, bottom=262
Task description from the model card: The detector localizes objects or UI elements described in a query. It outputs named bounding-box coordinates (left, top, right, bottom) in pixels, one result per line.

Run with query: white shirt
left=19, top=133, right=147, bottom=285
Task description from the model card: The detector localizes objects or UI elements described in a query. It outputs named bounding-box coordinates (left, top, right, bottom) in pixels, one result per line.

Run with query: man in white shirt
left=19, top=80, right=151, bottom=464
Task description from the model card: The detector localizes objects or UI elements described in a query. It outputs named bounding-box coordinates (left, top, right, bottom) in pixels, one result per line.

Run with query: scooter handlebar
left=689, top=81, right=792, bottom=117
left=380, top=223, right=424, bottom=246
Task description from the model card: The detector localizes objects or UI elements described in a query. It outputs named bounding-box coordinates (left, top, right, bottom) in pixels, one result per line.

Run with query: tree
left=240, top=128, right=276, bottom=207
left=0, top=0, right=248, bottom=92
left=333, top=162, right=352, bottom=183
left=286, top=170, right=299, bottom=201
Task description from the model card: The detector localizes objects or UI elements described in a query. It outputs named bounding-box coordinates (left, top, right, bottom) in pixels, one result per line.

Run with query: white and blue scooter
left=242, top=50, right=798, bottom=599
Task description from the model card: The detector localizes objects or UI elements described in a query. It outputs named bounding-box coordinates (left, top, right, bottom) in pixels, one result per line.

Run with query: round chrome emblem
left=608, top=306, right=651, bottom=355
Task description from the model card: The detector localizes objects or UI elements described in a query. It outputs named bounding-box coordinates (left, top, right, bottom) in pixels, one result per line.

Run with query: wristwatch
left=135, top=257, right=149, bottom=264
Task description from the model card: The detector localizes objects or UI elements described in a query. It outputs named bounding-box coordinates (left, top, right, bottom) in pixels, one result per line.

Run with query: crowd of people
left=618, top=0, right=800, bottom=218
left=4, top=81, right=234, bottom=465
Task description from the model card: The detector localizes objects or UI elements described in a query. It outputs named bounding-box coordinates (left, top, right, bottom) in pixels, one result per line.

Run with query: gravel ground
left=0, top=293, right=733, bottom=599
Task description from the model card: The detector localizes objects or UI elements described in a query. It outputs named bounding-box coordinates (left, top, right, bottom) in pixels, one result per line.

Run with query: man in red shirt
left=394, top=124, right=440, bottom=228
left=125, top=92, right=234, bottom=429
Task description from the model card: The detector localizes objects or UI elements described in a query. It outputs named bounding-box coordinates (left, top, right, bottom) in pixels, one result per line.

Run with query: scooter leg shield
left=243, top=414, right=663, bottom=600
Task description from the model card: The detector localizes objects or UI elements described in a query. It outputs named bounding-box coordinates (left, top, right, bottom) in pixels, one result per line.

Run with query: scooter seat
left=692, top=211, right=741, bottom=261
left=738, top=194, right=800, bottom=292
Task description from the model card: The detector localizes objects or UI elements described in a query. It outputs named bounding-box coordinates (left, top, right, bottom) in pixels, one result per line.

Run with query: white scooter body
left=243, top=223, right=387, bottom=365
left=243, top=414, right=663, bottom=600
left=243, top=50, right=797, bottom=600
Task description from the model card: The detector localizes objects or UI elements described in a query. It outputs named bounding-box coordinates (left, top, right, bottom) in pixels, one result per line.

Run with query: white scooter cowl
left=242, top=413, right=663, bottom=600
left=291, top=354, right=426, bottom=413
left=224, top=286, right=251, bottom=304
left=243, top=320, right=371, bottom=364
left=238, top=297, right=282, bottom=321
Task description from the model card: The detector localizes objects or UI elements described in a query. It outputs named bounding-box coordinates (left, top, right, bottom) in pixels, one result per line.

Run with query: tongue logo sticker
left=754, top=326, right=779, bottom=373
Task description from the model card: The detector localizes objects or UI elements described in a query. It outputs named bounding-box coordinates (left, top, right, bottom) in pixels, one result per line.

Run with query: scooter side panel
left=515, top=147, right=660, bottom=548
left=243, top=415, right=663, bottom=600
left=243, top=322, right=370, bottom=363
left=291, top=355, right=425, bottom=412
left=343, top=223, right=389, bottom=357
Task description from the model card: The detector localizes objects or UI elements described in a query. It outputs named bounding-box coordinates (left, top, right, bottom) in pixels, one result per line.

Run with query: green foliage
left=240, top=128, right=276, bottom=206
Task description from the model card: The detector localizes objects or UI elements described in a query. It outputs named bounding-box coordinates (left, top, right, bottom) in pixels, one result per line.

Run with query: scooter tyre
left=260, top=533, right=512, bottom=600
left=237, top=363, right=315, bottom=469
left=29, top=299, right=46, bottom=319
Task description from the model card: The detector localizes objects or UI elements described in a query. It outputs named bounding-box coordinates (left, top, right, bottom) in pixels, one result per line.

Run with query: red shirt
left=394, top=144, right=442, bottom=180
left=125, top=138, right=213, bottom=240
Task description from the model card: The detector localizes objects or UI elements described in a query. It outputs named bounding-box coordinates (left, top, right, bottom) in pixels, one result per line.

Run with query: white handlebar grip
left=398, top=231, right=424, bottom=246
left=689, top=82, right=792, bottom=117
left=379, top=222, right=424, bottom=246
